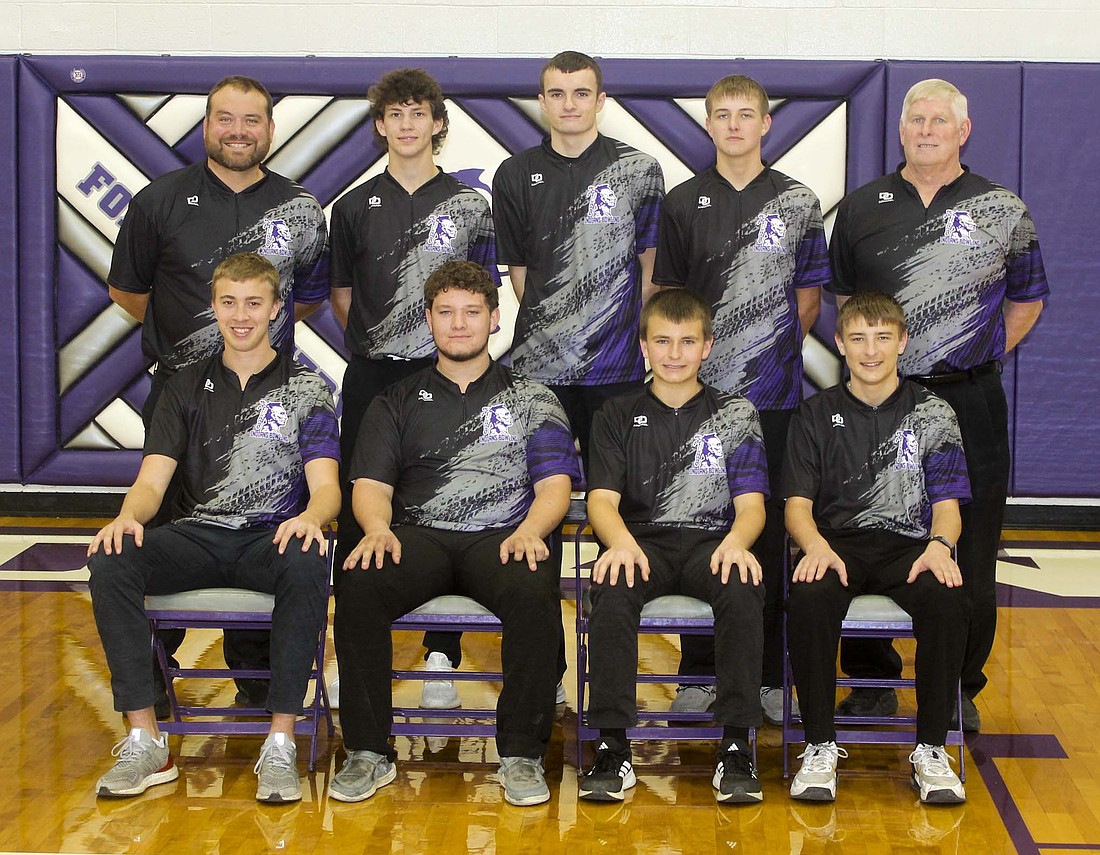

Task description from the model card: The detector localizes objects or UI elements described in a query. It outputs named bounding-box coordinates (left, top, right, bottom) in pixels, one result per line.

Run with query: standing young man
left=492, top=50, right=665, bottom=467
left=108, top=75, right=330, bottom=708
left=328, top=68, right=498, bottom=709
left=332, top=261, right=582, bottom=807
left=580, top=289, right=769, bottom=804
left=654, top=74, right=828, bottom=720
left=88, top=253, right=340, bottom=804
left=783, top=291, right=971, bottom=804
left=828, top=79, right=1049, bottom=730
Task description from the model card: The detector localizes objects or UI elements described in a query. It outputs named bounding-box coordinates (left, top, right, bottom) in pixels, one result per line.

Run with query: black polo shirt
left=655, top=166, right=829, bottom=410
left=828, top=166, right=1049, bottom=375
left=588, top=384, right=769, bottom=532
left=146, top=352, right=339, bottom=529
left=350, top=360, right=583, bottom=531
left=109, top=162, right=328, bottom=371
left=492, top=135, right=664, bottom=386
left=781, top=381, right=970, bottom=540
left=330, top=169, right=497, bottom=360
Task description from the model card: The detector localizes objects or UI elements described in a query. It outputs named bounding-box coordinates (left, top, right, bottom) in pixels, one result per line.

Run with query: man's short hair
left=211, top=252, right=281, bottom=302
left=901, top=78, right=969, bottom=125
left=424, top=260, right=499, bottom=311
left=640, top=288, right=714, bottom=340
left=367, top=68, right=450, bottom=154
left=836, top=291, right=907, bottom=337
left=705, top=74, right=770, bottom=118
left=541, top=51, right=604, bottom=94
left=206, top=75, right=273, bottom=121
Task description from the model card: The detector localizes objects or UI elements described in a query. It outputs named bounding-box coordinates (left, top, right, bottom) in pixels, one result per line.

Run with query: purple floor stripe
left=996, top=583, right=1100, bottom=609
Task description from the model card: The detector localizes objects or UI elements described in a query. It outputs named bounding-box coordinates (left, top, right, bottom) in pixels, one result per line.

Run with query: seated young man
left=580, top=289, right=769, bottom=804
left=332, top=260, right=582, bottom=807
left=87, top=252, right=340, bottom=804
left=783, top=291, right=971, bottom=805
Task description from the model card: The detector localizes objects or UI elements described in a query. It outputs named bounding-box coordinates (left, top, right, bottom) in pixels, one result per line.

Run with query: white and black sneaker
left=713, top=742, right=762, bottom=803
left=579, top=740, right=635, bottom=802
left=909, top=744, right=966, bottom=804
left=790, top=741, right=847, bottom=802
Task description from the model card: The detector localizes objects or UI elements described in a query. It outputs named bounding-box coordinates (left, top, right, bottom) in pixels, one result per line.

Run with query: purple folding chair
left=781, top=593, right=966, bottom=781
left=146, top=578, right=335, bottom=773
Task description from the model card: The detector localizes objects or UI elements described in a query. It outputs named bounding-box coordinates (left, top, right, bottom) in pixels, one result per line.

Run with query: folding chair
left=146, top=571, right=335, bottom=772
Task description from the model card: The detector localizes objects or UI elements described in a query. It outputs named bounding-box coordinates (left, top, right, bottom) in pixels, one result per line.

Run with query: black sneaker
left=713, top=742, right=762, bottom=804
left=950, top=695, right=981, bottom=733
left=835, top=687, right=898, bottom=717
left=579, top=740, right=635, bottom=802
left=235, top=678, right=270, bottom=708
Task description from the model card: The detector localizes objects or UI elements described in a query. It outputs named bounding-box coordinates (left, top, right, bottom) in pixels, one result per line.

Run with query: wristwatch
left=930, top=535, right=955, bottom=551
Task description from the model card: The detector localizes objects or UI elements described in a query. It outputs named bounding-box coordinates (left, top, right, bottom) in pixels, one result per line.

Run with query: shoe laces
left=720, top=747, right=755, bottom=776
left=254, top=737, right=295, bottom=774
left=797, top=742, right=848, bottom=773
left=678, top=684, right=716, bottom=697
left=111, top=730, right=155, bottom=762
left=589, top=743, right=629, bottom=775
left=503, top=756, right=543, bottom=783
left=909, top=744, right=954, bottom=775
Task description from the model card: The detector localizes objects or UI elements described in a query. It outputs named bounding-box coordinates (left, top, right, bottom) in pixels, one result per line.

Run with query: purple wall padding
left=1013, top=64, right=1100, bottom=497
left=0, top=59, right=18, bottom=481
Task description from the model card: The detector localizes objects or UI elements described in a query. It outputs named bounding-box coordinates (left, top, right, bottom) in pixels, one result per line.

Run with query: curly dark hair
left=367, top=68, right=449, bottom=154
left=424, top=261, right=498, bottom=311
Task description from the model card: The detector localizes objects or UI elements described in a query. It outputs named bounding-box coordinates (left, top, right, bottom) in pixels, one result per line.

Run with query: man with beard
left=108, top=75, right=329, bottom=710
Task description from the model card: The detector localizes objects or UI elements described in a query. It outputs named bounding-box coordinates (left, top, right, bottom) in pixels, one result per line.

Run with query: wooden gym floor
left=1, top=517, right=1098, bottom=854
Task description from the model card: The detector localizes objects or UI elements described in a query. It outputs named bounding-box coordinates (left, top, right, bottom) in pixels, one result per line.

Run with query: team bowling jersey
left=109, top=162, right=328, bottom=371
left=330, top=169, right=497, bottom=359
left=781, top=381, right=970, bottom=540
left=829, top=167, right=1049, bottom=376
left=655, top=167, right=829, bottom=410
left=493, top=135, right=664, bottom=386
left=145, top=352, right=339, bottom=529
left=588, top=385, right=769, bottom=532
left=351, top=361, right=582, bottom=531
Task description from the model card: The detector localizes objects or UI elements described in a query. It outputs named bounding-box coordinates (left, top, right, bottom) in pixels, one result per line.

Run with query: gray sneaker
left=669, top=684, right=716, bottom=713
left=96, top=727, right=179, bottom=798
left=760, top=686, right=799, bottom=726
left=254, top=732, right=301, bottom=803
left=498, top=756, right=550, bottom=806
left=329, top=749, right=396, bottom=803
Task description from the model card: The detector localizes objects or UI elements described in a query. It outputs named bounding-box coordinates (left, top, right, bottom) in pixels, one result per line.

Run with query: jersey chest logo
left=583, top=183, right=621, bottom=224
left=261, top=218, right=294, bottom=257
left=752, top=213, right=787, bottom=253
left=480, top=403, right=517, bottom=444
left=941, top=209, right=980, bottom=246
left=424, top=214, right=458, bottom=253
left=252, top=400, right=293, bottom=443
left=690, top=432, right=725, bottom=475
left=892, top=429, right=920, bottom=471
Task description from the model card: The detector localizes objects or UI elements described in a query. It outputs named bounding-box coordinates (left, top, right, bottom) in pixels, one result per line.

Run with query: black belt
left=909, top=360, right=1001, bottom=387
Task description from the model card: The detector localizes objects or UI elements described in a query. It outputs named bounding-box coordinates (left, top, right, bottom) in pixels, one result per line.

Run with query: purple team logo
left=690, top=432, right=725, bottom=475
left=424, top=214, right=458, bottom=253
left=892, top=429, right=920, bottom=471
left=479, top=403, right=516, bottom=444
left=261, top=218, right=294, bottom=257
left=252, top=400, right=292, bottom=442
left=753, top=213, right=787, bottom=253
left=941, top=209, right=980, bottom=246
left=583, top=183, right=621, bottom=223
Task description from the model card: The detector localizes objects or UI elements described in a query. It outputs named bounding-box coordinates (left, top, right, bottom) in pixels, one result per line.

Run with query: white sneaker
left=790, top=742, right=848, bottom=802
left=909, top=744, right=966, bottom=804
left=556, top=680, right=567, bottom=705
left=419, top=651, right=461, bottom=710
left=328, top=676, right=340, bottom=709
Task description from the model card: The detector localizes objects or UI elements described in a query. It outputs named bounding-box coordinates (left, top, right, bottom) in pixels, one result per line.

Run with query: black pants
left=679, top=408, right=792, bottom=688
left=841, top=368, right=1008, bottom=698
left=587, top=526, right=764, bottom=729
left=143, top=369, right=270, bottom=678
left=787, top=528, right=970, bottom=745
left=87, top=523, right=328, bottom=714
left=333, top=526, right=562, bottom=760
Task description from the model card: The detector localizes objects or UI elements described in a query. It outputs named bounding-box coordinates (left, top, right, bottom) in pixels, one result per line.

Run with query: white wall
left=0, top=0, right=1097, bottom=62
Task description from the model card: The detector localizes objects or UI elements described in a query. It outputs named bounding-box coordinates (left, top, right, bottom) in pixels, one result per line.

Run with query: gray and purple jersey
left=331, top=169, right=498, bottom=360
left=588, top=385, right=769, bottom=532
left=655, top=167, right=829, bottom=410
left=829, top=167, right=1049, bottom=376
left=351, top=361, right=583, bottom=531
left=782, top=381, right=970, bottom=539
left=493, top=135, right=664, bottom=386
left=145, top=353, right=338, bottom=529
